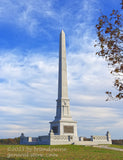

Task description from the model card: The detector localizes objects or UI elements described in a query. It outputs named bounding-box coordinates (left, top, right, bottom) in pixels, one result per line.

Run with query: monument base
left=20, top=131, right=112, bottom=145
left=50, top=119, right=78, bottom=137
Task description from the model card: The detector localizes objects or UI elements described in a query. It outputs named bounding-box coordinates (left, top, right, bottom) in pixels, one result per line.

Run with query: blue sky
left=0, top=0, right=123, bottom=139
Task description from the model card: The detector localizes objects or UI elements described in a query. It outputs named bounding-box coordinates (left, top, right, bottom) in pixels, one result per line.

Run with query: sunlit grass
left=99, top=144, right=123, bottom=149
left=0, top=145, right=123, bottom=160
left=109, top=144, right=123, bottom=149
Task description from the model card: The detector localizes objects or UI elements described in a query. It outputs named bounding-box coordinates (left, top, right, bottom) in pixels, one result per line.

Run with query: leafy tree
left=95, top=3, right=123, bottom=100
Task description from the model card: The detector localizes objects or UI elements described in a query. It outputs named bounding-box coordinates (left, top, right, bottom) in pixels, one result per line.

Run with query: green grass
left=109, top=144, right=123, bottom=149
left=0, top=145, right=123, bottom=160
left=99, top=144, right=123, bottom=149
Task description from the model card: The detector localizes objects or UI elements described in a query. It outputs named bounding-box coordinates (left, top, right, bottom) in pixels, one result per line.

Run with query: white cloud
left=0, top=49, right=114, bottom=110
left=113, top=119, right=123, bottom=129
left=0, top=0, right=100, bottom=36
left=0, top=106, right=54, bottom=115
left=0, top=0, right=58, bottom=35
left=71, top=106, right=119, bottom=120
left=71, top=106, right=123, bottom=138
left=0, top=48, right=122, bottom=138
left=0, top=124, right=49, bottom=138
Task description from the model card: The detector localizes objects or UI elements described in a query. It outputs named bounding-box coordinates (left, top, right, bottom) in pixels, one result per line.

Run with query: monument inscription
left=64, top=126, right=74, bottom=133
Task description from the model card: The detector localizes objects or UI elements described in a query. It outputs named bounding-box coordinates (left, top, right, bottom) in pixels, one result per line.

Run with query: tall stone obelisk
left=56, top=30, right=72, bottom=120
left=50, top=30, right=77, bottom=137
left=58, top=30, right=68, bottom=100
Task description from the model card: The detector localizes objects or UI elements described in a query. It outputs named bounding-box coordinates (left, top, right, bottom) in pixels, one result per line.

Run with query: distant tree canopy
left=95, top=6, right=123, bottom=100
left=0, top=137, right=20, bottom=145
left=112, top=139, right=123, bottom=145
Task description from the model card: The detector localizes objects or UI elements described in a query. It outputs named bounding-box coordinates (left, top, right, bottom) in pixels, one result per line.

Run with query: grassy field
left=0, top=144, right=123, bottom=160
left=108, top=144, right=123, bottom=149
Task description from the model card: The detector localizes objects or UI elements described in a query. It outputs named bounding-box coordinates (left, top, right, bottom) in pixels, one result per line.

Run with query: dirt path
left=93, top=145, right=123, bottom=152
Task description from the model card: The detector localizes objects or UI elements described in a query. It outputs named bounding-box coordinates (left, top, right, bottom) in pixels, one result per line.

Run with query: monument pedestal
left=50, top=120, right=77, bottom=136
